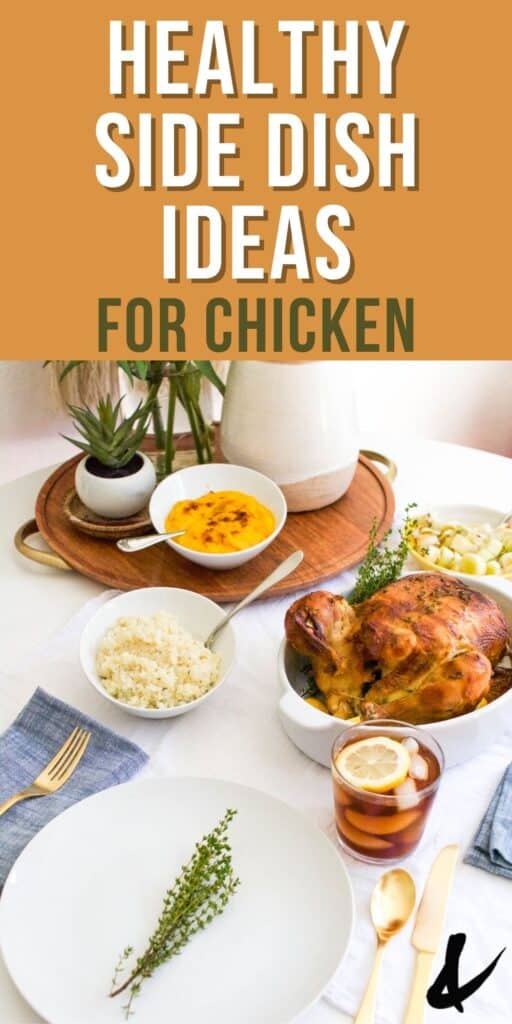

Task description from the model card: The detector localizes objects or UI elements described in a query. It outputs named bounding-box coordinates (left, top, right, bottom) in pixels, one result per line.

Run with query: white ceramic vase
left=220, top=362, right=359, bottom=511
left=75, top=452, right=156, bottom=520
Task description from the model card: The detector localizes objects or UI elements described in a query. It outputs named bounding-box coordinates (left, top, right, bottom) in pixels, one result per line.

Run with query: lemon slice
left=335, top=737, right=410, bottom=793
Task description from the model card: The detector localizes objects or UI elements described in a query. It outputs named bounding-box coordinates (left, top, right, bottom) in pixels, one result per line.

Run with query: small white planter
left=75, top=452, right=156, bottom=520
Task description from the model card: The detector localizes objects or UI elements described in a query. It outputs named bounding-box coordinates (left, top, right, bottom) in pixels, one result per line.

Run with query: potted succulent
left=66, top=395, right=156, bottom=519
left=53, top=360, right=226, bottom=478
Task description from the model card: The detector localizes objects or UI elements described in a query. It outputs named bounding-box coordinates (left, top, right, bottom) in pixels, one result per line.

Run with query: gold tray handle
left=360, top=449, right=397, bottom=483
left=14, top=519, right=72, bottom=572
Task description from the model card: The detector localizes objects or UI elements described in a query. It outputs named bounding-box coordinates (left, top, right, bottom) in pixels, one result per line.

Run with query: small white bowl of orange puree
left=149, top=463, right=287, bottom=569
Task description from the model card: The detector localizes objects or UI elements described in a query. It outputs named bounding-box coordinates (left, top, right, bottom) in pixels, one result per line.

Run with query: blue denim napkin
left=464, top=763, right=512, bottom=878
left=0, top=687, right=148, bottom=887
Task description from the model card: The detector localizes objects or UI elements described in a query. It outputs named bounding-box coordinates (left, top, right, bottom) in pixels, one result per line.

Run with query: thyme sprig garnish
left=110, top=808, right=240, bottom=1018
left=300, top=670, right=323, bottom=701
left=349, top=503, right=417, bottom=605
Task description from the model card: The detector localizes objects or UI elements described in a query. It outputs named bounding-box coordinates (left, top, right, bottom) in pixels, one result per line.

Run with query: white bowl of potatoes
left=407, top=504, right=512, bottom=582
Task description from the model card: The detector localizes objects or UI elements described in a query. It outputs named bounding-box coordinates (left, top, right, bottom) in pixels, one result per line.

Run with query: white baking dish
left=278, top=577, right=512, bottom=768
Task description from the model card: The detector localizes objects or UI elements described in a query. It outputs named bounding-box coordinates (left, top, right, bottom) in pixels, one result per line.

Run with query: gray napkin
left=0, top=687, right=148, bottom=887
left=464, top=763, right=512, bottom=878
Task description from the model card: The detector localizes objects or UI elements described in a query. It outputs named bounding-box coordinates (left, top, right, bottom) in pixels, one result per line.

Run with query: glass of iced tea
left=331, top=720, right=444, bottom=864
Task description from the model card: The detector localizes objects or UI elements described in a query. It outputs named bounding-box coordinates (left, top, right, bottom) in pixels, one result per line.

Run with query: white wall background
left=350, top=361, right=511, bottom=456
left=0, top=360, right=510, bottom=486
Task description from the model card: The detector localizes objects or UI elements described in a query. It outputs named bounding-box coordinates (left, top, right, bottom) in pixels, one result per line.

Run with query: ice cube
left=394, top=778, right=419, bottom=810
left=409, top=754, right=429, bottom=781
left=401, top=737, right=419, bottom=755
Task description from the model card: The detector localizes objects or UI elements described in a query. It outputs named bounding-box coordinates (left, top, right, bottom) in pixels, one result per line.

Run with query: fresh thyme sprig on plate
left=349, top=503, right=417, bottom=605
left=110, top=808, right=240, bottom=1018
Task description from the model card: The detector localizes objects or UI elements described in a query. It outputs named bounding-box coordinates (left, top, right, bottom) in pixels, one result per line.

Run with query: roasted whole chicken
left=285, top=573, right=509, bottom=724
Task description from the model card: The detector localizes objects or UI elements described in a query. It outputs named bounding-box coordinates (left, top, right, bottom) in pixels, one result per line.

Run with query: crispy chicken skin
left=285, top=591, right=365, bottom=717
left=285, top=573, right=509, bottom=724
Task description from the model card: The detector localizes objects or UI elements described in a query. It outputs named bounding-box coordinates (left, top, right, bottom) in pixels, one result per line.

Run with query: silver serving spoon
left=117, top=530, right=186, bottom=552
left=204, top=549, right=304, bottom=648
left=498, top=509, right=512, bottom=527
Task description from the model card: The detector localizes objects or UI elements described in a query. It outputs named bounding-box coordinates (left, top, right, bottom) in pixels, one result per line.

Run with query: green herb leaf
left=117, top=361, right=134, bottom=384
left=110, top=809, right=240, bottom=1018
left=192, top=360, right=226, bottom=396
left=58, top=360, right=85, bottom=382
left=300, top=673, right=323, bottom=701
left=349, top=503, right=418, bottom=605
left=133, top=361, right=149, bottom=380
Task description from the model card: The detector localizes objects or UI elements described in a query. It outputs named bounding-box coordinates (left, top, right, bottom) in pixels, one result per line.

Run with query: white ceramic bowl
left=278, top=575, right=512, bottom=768
left=149, top=463, right=287, bottom=570
left=407, top=504, right=512, bottom=582
left=80, top=587, right=235, bottom=718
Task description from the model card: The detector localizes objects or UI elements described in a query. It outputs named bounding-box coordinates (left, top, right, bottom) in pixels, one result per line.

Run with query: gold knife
left=403, top=845, right=459, bottom=1024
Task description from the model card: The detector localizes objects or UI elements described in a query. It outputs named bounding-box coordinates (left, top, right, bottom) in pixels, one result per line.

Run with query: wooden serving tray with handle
left=15, top=446, right=396, bottom=603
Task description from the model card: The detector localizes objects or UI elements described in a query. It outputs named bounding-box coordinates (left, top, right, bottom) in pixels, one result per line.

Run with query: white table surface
left=1, top=437, right=511, bottom=1024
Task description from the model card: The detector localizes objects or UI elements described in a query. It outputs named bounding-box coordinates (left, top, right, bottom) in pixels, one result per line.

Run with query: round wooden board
left=35, top=453, right=395, bottom=603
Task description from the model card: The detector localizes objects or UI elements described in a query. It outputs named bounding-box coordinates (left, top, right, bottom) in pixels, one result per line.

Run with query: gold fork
left=0, top=727, right=91, bottom=818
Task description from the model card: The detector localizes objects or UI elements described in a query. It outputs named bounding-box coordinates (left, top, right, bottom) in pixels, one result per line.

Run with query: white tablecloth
left=1, top=438, right=512, bottom=1024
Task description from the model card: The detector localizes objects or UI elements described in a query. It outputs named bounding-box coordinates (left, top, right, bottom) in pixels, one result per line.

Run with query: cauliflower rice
left=96, top=611, right=221, bottom=709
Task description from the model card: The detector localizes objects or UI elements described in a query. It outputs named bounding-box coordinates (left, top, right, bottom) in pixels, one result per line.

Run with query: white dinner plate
left=0, top=778, right=354, bottom=1024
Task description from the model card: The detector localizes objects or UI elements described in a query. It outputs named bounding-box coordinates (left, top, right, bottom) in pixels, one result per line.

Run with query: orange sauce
left=165, top=490, right=275, bottom=554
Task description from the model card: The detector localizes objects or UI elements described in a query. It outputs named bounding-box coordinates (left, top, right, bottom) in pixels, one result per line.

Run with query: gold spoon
left=354, top=868, right=416, bottom=1024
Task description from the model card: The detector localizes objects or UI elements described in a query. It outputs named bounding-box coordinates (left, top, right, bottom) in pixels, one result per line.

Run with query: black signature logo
left=427, top=933, right=506, bottom=1013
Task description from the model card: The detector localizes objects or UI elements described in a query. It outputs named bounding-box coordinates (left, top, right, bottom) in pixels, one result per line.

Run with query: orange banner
left=2, top=3, right=510, bottom=359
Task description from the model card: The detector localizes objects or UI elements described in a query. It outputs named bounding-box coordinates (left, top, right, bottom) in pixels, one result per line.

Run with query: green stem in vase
left=152, top=403, right=165, bottom=448
left=193, top=397, right=213, bottom=461
left=186, top=367, right=214, bottom=462
left=191, top=397, right=209, bottom=463
left=164, top=375, right=178, bottom=476
left=145, top=364, right=165, bottom=477
left=148, top=367, right=166, bottom=449
left=151, top=400, right=166, bottom=479
left=177, top=375, right=205, bottom=464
